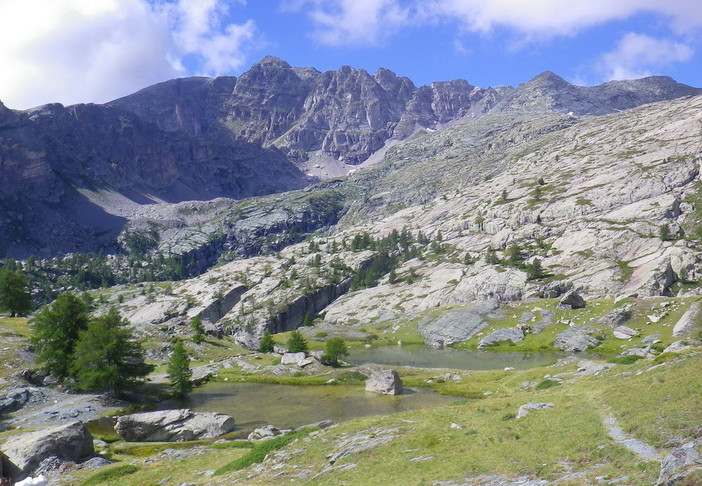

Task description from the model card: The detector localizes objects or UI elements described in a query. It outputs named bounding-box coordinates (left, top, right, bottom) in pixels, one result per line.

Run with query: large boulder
left=478, top=328, right=524, bottom=348
left=281, top=352, right=307, bottom=365
left=114, top=409, right=235, bottom=442
left=3, top=422, right=94, bottom=476
left=554, top=326, right=602, bottom=352
left=365, top=370, right=403, bottom=395
left=673, top=301, right=702, bottom=337
left=418, top=307, right=489, bottom=347
left=0, top=387, right=32, bottom=415
left=558, top=291, right=586, bottom=309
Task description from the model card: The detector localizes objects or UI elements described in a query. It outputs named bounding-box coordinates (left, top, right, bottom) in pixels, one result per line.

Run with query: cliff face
left=1, top=56, right=700, bottom=257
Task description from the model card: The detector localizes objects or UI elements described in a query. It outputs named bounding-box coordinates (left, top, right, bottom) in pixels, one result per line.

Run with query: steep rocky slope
left=99, top=94, right=702, bottom=350
left=1, top=57, right=700, bottom=257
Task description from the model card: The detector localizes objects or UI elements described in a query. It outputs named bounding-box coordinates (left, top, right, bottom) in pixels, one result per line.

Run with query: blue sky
left=0, top=0, right=700, bottom=109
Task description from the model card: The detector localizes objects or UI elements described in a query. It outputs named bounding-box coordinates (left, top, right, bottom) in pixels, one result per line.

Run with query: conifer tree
left=259, top=329, right=275, bottom=353
left=286, top=330, right=309, bottom=354
left=71, top=308, right=153, bottom=398
left=322, top=338, right=348, bottom=367
left=0, top=268, right=31, bottom=317
left=191, top=316, right=205, bottom=344
left=31, top=293, right=88, bottom=379
left=167, top=339, right=193, bottom=398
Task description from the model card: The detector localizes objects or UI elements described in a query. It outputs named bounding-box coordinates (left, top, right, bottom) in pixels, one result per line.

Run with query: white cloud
left=0, top=0, right=257, bottom=109
left=283, top=0, right=410, bottom=45
left=599, top=33, right=694, bottom=80
left=292, top=0, right=702, bottom=44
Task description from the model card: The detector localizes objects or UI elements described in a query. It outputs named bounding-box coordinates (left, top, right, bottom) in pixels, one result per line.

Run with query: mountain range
left=0, top=56, right=700, bottom=258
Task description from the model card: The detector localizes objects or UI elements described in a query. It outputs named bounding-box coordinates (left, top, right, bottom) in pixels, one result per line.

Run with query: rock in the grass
left=673, top=301, right=702, bottom=338
left=531, top=309, right=555, bottom=334
left=478, top=327, right=524, bottom=348
left=657, top=439, right=702, bottom=486
left=3, top=422, right=94, bottom=476
left=248, top=424, right=282, bottom=441
left=554, top=326, right=602, bottom=352
left=662, top=341, right=693, bottom=354
left=613, top=326, right=639, bottom=340
left=298, top=357, right=316, bottom=367
left=0, top=387, right=32, bottom=415
left=114, top=409, right=235, bottom=442
left=516, top=402, right=555, bottom=419
left=558, top=291, right=586, bottom=309
left=365, top=370, right=403, bottom=395
left=620, top=347, right=649, bottom=357
left=642, top=334, right=662, bottom=345
left=598, top=306, right=632, bottom=328
left=281, top=352, right=307, bottom=365
left=417, top=305, right=491, bottom=347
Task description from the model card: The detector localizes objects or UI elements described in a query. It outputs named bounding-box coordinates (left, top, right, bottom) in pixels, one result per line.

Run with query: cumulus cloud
left=283, top=0, right=410, bottom=45
left=598, top=33, right=694, bottom=80
left=0, top=0, right=257, bottom=109
left=292, top=0, right=702, bottom=43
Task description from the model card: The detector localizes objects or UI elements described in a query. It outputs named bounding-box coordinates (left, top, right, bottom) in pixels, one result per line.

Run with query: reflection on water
left=163, top=382, right=458, bottom=429
left=347, top=344, right=568, bottom=370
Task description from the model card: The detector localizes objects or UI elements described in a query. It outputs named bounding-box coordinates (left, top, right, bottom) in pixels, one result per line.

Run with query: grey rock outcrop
left=597, top=306, right=632, bottom=328
left=478, top=328, right=524, bottom=348
left=2, top=422, right=94, bottom=476
left=613, top=326, right=639, bottom=340
left=554, top=326, right=602, bottom=352
left=516, top=402, right=555, bottom=419
left=558, top=291, right=586, bottom=309
left=673, top=301, right=702, bottom=337
left=0, top=387, right=31, bottom=415
left=248, top=424, right=283, bottom=441
left=418, top=307, right=488, bottom=347
left=281, top=352, right=307, bottom=365
left=114, top=409, right=235, bottom=442
left=365, top=370, right=402, bottom=395
left=657, top=439, right=702, bottom=485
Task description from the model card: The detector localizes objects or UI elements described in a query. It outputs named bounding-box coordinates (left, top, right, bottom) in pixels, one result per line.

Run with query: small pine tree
left=526, top=258, right=545, bottom=281
left=301, top=310, right=314, bottom=327
left=485, top=248, right=500, bottom=264
left=322, top=338, right=348, bottom=367
left=191, top=316, right=205, bottom=344
left=167, top=339, right=193, bottom=398
left=659, top=223, right=672, bottom=242
left=286, top=330, right=309, bottom=354
left=259, top=329, right=275, bottom=353
left=501, top=189, right=508, bottom=202
left=0, top=268, right=31, bottom=317
left=532, top=186, right=542, bottom=201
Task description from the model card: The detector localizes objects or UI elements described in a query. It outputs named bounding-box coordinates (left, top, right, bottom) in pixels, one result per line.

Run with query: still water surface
left=347, top=344, right=565, bottom=370
left=164, top=346, right=578, bottom=429
left=165, top=381, right=459, bottom=429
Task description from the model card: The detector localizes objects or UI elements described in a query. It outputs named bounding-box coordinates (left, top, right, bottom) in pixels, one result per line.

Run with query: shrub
left=535, top=379, right=560, bottom=390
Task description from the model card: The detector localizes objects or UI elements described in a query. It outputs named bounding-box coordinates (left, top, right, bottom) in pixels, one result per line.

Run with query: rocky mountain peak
left=1, top=57, right=701, bottom=257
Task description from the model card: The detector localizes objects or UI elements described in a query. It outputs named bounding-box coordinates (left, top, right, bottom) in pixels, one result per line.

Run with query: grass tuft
left=80, top=465, right=139, bottom=486
left=214, top=427, right=316, bottom=475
